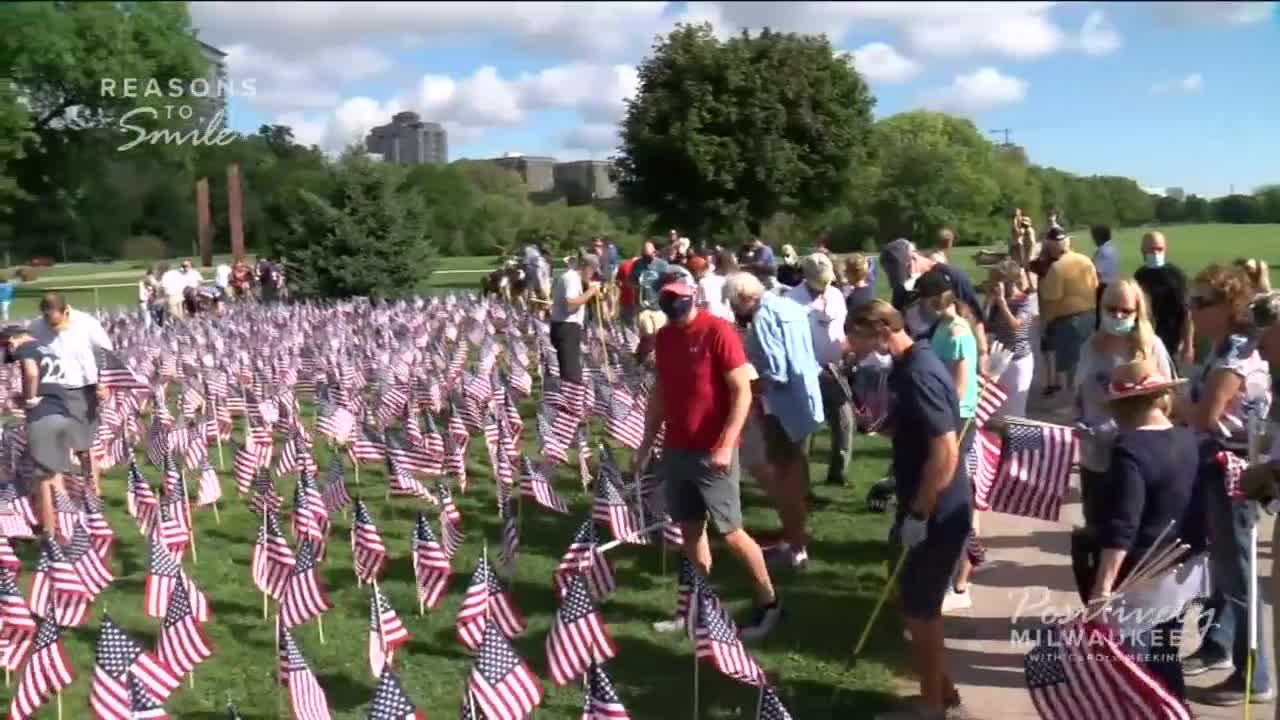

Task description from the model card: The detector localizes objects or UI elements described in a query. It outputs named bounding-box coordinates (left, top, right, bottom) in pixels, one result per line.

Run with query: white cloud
left=920, top=67, right=1028, bottom=115
left=851, top=43, right=920, bottom=84
left=192, top=2, right=671, bottom=61
left=562, top=124, right=622, bottom=155
left=1149, top=1, right=1275, bottom=25
left=1150, top=73, right=1205, bottom=95
left=1079, top=10, right=1122, bottom=55
left=224, top=43, right=391, bottom=112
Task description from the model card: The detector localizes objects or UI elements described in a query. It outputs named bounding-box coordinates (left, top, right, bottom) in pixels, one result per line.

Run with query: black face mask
left=659, top=294, right=693, bottom=321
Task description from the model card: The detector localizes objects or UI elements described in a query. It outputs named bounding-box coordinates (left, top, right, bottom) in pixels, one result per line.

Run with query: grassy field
left=7, top=402, right=901, bottom=718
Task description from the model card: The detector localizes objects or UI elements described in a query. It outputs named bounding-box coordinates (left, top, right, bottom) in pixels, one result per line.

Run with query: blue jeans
left=1198, top=451, right=1271, bottom=691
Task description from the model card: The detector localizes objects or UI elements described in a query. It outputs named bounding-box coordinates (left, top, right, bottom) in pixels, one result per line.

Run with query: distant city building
left=196, top=40, right=228, bottom=129
left=1143, top=186, right=1186, bottom=200
left=365, top=111, right=448, bottom=165
left=553, top=160, right=618, bottom=201
left=490, top=153, right=556, bottom=192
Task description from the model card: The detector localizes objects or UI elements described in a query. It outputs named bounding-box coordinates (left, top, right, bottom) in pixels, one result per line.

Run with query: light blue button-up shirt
left=745, top=292, right=824, bottom=443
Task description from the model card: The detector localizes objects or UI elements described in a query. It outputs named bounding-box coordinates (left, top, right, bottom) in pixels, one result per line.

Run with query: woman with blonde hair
left=1178, top=263, right=1273, bottom=704
left=984, top=259, right=1039, bottom=418
left=1073, top=278, right=1174, bottom=530
left=1234, top=257, right=1271, bottom=293
left=843, top=253, right=876, bottom=314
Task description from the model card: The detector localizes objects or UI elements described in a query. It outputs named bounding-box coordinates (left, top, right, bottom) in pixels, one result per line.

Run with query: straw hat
left=1106, top=359, right=1186, bottom=400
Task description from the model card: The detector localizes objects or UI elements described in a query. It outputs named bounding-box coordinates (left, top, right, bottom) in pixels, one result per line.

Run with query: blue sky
left=191, top=1, right=1278, bottom=198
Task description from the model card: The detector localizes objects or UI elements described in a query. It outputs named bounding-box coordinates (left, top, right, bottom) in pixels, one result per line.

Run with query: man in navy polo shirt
left=845, top=299, right=973, bottom=720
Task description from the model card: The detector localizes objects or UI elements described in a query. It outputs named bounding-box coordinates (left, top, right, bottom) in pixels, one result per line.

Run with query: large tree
left=278, top=152, right=437, bottom=300
left=614, top=24, right=875, bottom=241
left=871, top=111, right=1001, bottom=244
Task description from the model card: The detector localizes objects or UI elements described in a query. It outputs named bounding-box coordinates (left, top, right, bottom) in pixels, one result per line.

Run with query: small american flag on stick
left=553, top=520, right=616, bottom=601
left=581, top=662, right=630, bottom=720
left=545, top=575, right=617, bottom=687
left=280, top=539, right=333, bottom=629
left=9, top=606, right=74, bottom=720
left=468, top=622, right=542, bottom=720
left=368, top=585, right=411, bottom=678
left=368, top=665, right=426, bottom=720
left=988, top=422, right=1076, bottom=522
left=411, top=514, right=451, bottom=611
left=351, top=499, right=388, bottom=583
left=277, top=623, right=333, bottom=720
left=90, top=614, right=183, bottom=719
left=456, top=556, right=526, bottom=652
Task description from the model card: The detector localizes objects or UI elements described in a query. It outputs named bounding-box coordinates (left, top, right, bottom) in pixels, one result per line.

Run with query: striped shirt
left=985, top=293, right=1038, bottom=359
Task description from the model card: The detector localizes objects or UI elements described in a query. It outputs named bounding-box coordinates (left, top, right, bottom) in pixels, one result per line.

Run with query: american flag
left=497, top=492, right=519, bottom=576
left=9, top=606, right=74, bottom=720
left=66, top=521, right=113, bottom=596
left=292, top=468, right=329, bottom=545
left=90, top=614, right=183, bottom=719
left=468, top=622, right=543, bottom=720
left=411, top=513, right=451, bottom=611
left=278, top=624, right=332, bottom=720
left=194, top=458, right=222, bottom=507
left=581, top=663, right=630, bottom=720
left=252, top=510, right=296, bottom=600
left=316, top=405, right=356, bottom=446
left=603, top=393, right=646, bottom=451
left=28, top=537, right=91, bottom=627
left=974, top=373, right=1010, bottom=428
left=0, top=568, right=36, bottom=671
left=1216, top=450, right=1249, bottom=499
left=543, top=380, right=587, bottom=465
left=248, top=468, right=284, bottom=516
left=98, top=349, right=149, bottom=390
left=368, top=666, right=426, bottom=720
left=321, top=458, right=352, bottom=514
left=545, top=575, right=617, bottom=687
left=592, top=474, right=643, bottom=544
left=438, top=481, right=466, bottom=559
left=351, top=499, right=388, bottom=583
left=369, top=585, right=411, bottom=677
left=127, top=460, right=159, bottom=535
left=456, top=556, right=526, bottom=652
left=758, top=687, right=794, bottom=720
left=386, top=449, right=434, bottom=499
left=349, top=426, right=387, bottom=466
left=690, top=575, right=764, bottom=686
left=553, top=520, right=616, bottom=601
left=519, top=457, right=568, bottom=514
left=969, top=428, right=1004, bottom=511
left=987, top=422, right=1076, bottom=522
left=157, top=578, right=214, bottom=677
left=1025, top=622, right=1190, bottom=720
left=280, top=539, right=333, bottom=629
left=444, top=405, right=470, bottom=487
left=142, top=538, right=210, bottom=623
left=0, top=537, right=17, bottom=574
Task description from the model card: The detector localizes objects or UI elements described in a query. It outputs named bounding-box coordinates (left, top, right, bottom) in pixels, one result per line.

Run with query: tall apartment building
left=197, top=40, right=228, bottom=129
left=365, top=111, right=449, bottom=165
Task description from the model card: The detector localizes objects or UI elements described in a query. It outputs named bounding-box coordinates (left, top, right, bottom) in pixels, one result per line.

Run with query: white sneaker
left=941, top=587, right=972, bottom=613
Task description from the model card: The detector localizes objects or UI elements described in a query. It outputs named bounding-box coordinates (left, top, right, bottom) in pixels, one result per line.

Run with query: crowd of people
left=136, top=256, right=288, bottom=324
left=537, top=217, right=1280, bottom=719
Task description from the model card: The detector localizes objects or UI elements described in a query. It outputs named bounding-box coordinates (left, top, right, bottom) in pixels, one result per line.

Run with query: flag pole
left=182, top=468, right=198, bottom=564
left=1246, top=406, right=1264, bottom=720
left=275, top=613, right=284, bottom=719
left=692, top=587, right=700, bottom=720
left=56, top=690, right=62, bottom=720
left=261, top=508, right=269, bottom=619
left=373, top=580, right=389, bottom=674
left=755, top=683, right=766, bottom=720
left=317, top=614, right=325, bottom=645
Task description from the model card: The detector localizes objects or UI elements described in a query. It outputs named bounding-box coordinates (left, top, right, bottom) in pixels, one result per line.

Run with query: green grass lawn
left=6, top=404, right=901, bottom=718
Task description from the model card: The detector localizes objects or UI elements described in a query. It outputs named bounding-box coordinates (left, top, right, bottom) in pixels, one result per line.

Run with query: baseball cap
left=1045, top=226, right=1068, bottom=243
left=914, top=267, right=953, bottom=298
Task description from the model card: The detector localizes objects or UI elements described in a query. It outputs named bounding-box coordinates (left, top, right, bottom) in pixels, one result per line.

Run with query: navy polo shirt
left=889, top=339, right=971, bottom=520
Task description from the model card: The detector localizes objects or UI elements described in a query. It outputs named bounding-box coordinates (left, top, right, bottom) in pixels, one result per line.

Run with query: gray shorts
left=660, top=448, right=743, bottom=535
left=27, top=414, right=79, bottom=476
left=61, top=386, right=97, bottom=452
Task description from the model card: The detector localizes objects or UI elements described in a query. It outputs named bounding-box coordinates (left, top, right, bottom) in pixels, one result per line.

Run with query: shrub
left=122, top=235, right=168, bottom=261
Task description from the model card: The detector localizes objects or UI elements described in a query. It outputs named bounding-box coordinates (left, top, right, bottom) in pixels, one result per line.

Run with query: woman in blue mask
left=1072, top=279, right=1174, bottom=531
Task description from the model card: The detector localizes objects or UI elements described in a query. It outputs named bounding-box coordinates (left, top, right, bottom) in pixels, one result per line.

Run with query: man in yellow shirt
left=1038, top=227, right=1098, bottom=396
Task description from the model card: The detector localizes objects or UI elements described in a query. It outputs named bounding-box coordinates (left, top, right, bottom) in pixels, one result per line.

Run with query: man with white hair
left=786, top=254, right=853, bottom=486
left=727, top=271, right=824, bottom=571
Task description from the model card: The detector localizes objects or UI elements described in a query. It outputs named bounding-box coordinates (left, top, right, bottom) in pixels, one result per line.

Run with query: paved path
left=940, top=396, right=1276, bottom=719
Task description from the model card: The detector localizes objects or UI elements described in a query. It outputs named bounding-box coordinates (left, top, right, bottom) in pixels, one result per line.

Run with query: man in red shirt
left=617, top=256, right=638, bottom=327
left=638, top=278, right=780, bottom=640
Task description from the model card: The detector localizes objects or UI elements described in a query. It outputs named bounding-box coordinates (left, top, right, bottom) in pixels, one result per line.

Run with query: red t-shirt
left=618, top=258, right=637, bottom=307
left=654, top=311, right=749, bottom=451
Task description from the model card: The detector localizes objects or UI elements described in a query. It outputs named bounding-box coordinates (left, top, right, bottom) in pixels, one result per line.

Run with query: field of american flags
left=0, top=336, right=907, bottom=717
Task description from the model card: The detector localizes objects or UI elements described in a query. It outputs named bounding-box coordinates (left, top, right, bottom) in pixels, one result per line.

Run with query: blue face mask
left=1143, top=252, right=1166, bottom=269
left=1101, top=314, right=1136, bottom=336
left=659, top=294, right=693, bottom=322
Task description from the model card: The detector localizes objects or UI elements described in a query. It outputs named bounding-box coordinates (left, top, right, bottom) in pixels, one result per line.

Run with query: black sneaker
left=1182, top=651, right=1234, bottom=677
left=739, top=600, right=782, bottom=642
left=1198, top=678, right=1275, bottom=706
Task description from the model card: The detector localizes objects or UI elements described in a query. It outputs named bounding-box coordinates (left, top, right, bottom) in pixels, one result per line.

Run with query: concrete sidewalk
left=941, top=445, right=1276, bottom=719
